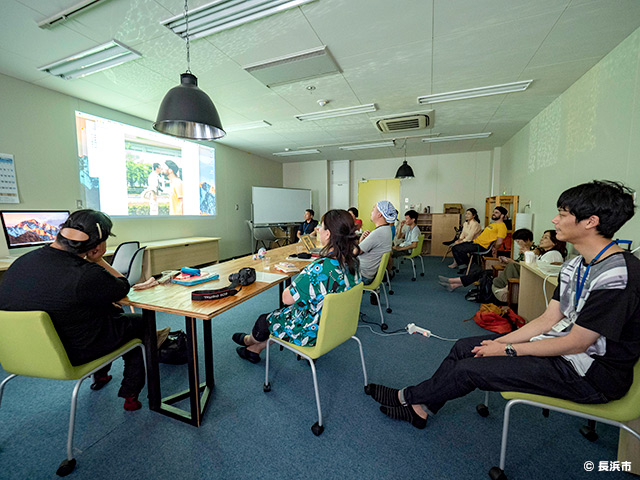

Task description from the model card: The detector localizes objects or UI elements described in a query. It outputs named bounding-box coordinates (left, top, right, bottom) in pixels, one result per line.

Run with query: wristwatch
left=505, top=343, right=517, bottom=357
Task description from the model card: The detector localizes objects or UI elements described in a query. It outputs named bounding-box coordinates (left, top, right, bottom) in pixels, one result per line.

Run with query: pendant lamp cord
left=184, top=0, right=191, bottom=74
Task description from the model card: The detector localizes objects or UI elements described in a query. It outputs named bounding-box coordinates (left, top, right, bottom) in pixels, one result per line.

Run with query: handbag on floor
left=158, top=330, right=188, bottom=364
left=471, top=304, right=525, bottom=334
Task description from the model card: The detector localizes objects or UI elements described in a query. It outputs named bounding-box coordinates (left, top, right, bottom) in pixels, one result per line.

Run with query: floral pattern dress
left=267, top=257, right=361, bottom=347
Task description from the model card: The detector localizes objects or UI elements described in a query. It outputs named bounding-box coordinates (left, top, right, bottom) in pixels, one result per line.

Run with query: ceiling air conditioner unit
left=374, top=111, right=434, bottom=133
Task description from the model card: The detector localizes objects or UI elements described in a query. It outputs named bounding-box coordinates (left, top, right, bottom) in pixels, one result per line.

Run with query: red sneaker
left=123, top=396, right=142, bottom=411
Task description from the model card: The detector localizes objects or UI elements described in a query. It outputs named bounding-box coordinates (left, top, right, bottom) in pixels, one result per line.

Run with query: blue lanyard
left=302, top=222, right=312, bottom=234
left=574, top=240, right=616, bottom=309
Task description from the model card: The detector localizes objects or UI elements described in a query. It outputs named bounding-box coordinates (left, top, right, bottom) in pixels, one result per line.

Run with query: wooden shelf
left=417, top=213, right=461, bottom=256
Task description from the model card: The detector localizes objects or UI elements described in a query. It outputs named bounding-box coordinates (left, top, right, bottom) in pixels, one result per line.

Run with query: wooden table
left=119, top=244, right=311, bottom=426
left=517, top=262, right=559, bottom=322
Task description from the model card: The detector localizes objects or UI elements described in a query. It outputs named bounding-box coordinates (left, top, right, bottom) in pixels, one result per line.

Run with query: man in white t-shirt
left=390, top=210, right=420, bottom=270
left=359, top=201, right=397, bottom=285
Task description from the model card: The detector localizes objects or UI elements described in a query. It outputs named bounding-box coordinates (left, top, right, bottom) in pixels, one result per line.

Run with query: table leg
left=147, top=315, right=215, bottom=427
left=142, top=309, right=161, bottom=410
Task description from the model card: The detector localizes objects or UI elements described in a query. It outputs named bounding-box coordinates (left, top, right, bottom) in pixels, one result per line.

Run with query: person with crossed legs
left=367, top=181, right=640, bottom=429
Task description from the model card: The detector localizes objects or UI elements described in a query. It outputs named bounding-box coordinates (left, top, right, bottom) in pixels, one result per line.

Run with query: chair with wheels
left=363, top=251, right=392, bottom=330
left=465, top=241, right=496, bottom=275
left=0, top=310, right=145, bottom=477
left=263, top=283, right=368, bottom=436
left=397, top=235, right=425, bottom=281
left=488, top=358, right=640, bottom=480
left=110, top=241, right=140, bottom=277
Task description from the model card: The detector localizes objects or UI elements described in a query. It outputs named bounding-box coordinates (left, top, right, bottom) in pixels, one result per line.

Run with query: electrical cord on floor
left=358, top=314, right=459, bottom=341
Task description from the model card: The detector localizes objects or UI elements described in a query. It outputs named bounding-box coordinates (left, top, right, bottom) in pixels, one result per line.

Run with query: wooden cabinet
left=417, top=213, right=461, bottom=256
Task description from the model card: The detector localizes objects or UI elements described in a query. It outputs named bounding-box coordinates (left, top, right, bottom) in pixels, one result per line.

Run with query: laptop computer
left=301, top=234, right=322, bottom=254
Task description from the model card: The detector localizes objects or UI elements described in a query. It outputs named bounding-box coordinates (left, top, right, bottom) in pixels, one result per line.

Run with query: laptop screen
left=300, top=235, right=317, bottom=252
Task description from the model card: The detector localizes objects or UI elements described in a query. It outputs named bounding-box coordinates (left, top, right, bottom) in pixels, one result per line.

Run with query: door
left=358, top=179, right=401, bottom=232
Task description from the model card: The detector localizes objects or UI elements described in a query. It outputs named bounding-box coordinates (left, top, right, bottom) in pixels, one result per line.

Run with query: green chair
left=488, top=359, right=640, bottom=480
left=363, top=251, right=392, bottom=331
left=0, top=311, right=145, bottom=477
left=405, top=234, right=425, bottom=281
left=263, top=283, right=368, bottom=436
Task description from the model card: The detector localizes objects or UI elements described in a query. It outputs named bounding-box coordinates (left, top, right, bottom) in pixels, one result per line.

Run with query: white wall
left=282, top=160, right=329, bottom=217
left=0, top=73, right=282, bottom=260
left=501, top=26, right=640, bottom=245
left=350, top=151, right=493, bottom=215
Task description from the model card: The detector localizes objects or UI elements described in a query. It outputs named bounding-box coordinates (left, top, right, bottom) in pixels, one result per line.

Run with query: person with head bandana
left=0, top=209, right=147, bottom=411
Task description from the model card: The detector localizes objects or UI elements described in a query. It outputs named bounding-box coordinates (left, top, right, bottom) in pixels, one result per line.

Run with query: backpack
left=472, top=304, right=526, bottom=333
left=466, top=270, right=496, bottom=303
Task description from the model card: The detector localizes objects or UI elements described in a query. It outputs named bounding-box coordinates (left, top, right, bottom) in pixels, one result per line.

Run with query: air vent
left=244, top=46, right=340, bottom=87
left=375, top=111, right=434, bottom=133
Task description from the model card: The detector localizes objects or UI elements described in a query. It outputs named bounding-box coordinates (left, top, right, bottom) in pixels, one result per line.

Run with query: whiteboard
left=252, top=187, right=312, bottom=225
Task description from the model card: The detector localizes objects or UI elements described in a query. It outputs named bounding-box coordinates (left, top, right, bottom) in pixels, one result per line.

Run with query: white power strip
left=406, top=323, right=431, bottom=337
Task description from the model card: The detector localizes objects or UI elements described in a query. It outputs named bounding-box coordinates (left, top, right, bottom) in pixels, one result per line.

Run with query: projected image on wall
left=76, top=111, right=216, bottom=216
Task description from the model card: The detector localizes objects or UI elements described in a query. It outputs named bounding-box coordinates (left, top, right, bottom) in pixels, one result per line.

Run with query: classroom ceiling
left=2, top=0, right=640, bottom=163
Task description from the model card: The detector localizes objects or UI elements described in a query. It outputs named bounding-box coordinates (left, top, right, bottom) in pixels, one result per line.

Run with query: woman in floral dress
left=232, top=209, right=361, bottom=364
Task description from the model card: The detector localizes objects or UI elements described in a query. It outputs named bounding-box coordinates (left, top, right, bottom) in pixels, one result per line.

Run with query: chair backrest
left=408, top=235, right=425, bottom=259
left=608, top=358, right=640, bottom=421
left=477, top=240, right=496, bottom=255
left=0, top=310, right=76, bottom=380
left=126, top=246, right=146, bottom=285
left=111, top=241, right=140, bottom=276
left=253, top=226, right=277, bottom=242
left=313, top=282, right=364, bottom=356
left=367, top=251, right=391, bottom=290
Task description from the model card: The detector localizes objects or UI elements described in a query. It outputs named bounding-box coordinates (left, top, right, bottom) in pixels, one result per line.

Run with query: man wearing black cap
left=0, top=209, right=146, bottom=411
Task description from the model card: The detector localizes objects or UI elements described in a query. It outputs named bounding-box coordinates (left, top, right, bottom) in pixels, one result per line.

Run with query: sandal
left=236, top=346, right=261, bottom=364
left=232, top=332, right=248, bottom=346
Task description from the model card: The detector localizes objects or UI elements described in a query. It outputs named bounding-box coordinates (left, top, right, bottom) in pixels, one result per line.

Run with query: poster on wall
left=0, top=153, right=19, bottom=204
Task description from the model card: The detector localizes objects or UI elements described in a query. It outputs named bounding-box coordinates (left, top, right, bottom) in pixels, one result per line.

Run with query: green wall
left=0, top=73, right=282, bottom=260
left=501, top=26, right=640, bottom=247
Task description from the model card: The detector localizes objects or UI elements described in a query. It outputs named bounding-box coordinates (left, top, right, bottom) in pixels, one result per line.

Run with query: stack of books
left=273, top=262, right=299, bottom=273
left=171, top=271, right=219, bottom=286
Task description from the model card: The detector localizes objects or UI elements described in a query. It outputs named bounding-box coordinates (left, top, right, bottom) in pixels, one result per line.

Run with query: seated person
left=390, top=209, right=420, bottom=271
left=0, top=210, right=147, bottom=411
left=445, top=208, right=482, bottom=254
left=358, top=201, right=397, bottom=285
left=450, top=206, right=508, bottom=270
left=392, top=210, right=420, bottom=256
left=440, top=229, right=567, bottom=301
left=368, top=180, right=638, bottom=429
left=348, top=207, right=363, bottom=231
left=296, top=209, right=318, bottom=239
left=232, top=209, right=361, bottom=364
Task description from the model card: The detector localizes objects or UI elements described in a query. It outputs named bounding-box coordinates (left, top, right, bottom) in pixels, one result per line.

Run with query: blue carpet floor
left=0, top=257, right=631, bottom=479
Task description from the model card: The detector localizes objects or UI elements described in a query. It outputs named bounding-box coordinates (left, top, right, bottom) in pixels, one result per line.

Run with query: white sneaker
left=492, top=286, right=509, bottom=302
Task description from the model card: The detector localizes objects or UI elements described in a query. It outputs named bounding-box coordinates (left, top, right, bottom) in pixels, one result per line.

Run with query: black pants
left=71, top=313, right=146, bottom=398
left=252, top=313, right=271, bottom=342
left=451, top=242, right=482, bottom=266
left=402, top=334, right=607, bottom=415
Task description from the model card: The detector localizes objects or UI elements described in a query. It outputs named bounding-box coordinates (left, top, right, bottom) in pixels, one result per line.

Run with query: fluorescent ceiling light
left=417, top=80, right=533, bottom=104
left=339, top=141, right=395, bottom=151
left=38, top=40, right=141, bottom=80
left=421, top=133, right=492, bottom=143
left=273, top=149, right=320, bottom=156
left=295, top=104, right=377, bottom=122
left=163, top=0, right=318, bottom=40
left=38, top=0, right=108, bottom=28
left=225, top=121, right=272, bottom=132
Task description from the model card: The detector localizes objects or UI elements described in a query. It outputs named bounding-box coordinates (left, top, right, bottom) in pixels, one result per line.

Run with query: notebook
left=300, top=234, right=322, bottom=254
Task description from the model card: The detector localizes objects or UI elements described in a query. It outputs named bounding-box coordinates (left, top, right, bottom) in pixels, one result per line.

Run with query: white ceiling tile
left=528, top=0, right=640, bottom=68
left=206, top=8, right=322, bottom=66
left=301, top=0, right=432, bottom=58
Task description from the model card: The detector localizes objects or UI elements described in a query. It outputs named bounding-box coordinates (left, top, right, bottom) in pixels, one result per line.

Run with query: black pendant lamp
left=153, top=0, right=225, bottom=140
left=395, top=141, right=414, bottom=179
